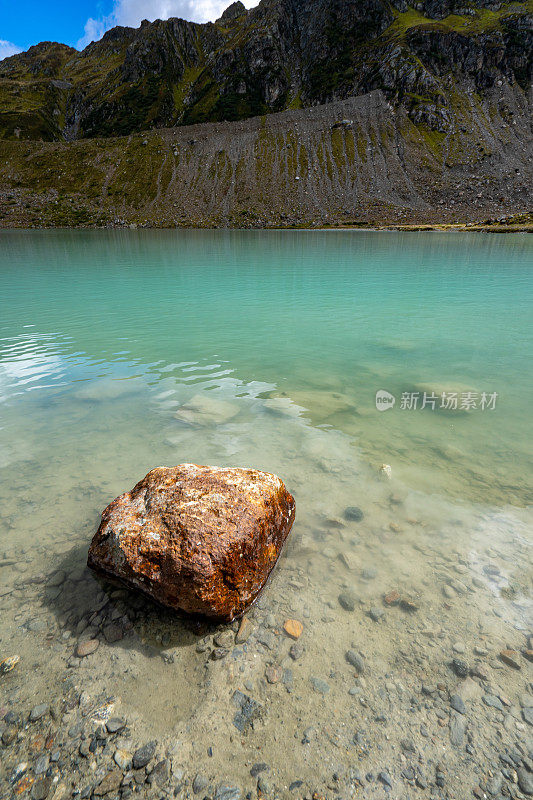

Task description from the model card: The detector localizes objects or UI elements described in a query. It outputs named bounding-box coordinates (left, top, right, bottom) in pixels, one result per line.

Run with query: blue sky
left=1, top=0, right=256, bottom=57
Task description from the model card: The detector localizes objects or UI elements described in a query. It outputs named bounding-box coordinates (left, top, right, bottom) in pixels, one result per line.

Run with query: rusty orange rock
left=383, top=590, right=400, bottom=606
left=88, top=464, right=295, bottom=621
left=283, top=619, right=303, bottom=639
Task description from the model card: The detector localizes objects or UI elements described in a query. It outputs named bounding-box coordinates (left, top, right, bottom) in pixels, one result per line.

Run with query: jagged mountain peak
left=0, top=0, right=531, bottom=141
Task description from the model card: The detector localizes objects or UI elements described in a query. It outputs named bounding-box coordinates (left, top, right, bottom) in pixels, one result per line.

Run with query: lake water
left=0, top=230, right=532, bottom=797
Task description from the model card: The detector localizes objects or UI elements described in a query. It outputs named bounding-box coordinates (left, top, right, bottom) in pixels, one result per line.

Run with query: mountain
left=0, top=0, right=531, bottom=229
left=0, top=0, right=531, bottom=142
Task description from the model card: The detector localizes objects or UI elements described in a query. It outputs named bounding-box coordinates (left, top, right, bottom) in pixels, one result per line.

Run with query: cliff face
left=0, top=0, right=531, bottom=141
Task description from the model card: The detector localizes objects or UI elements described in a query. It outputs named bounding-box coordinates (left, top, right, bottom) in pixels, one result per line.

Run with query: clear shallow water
left=0, top=230, right=532, bottom=795
left=1, top=229, right=532, bottom=504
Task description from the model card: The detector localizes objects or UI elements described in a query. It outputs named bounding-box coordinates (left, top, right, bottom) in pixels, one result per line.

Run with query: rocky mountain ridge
left=1, top=0, right=531, bottom=141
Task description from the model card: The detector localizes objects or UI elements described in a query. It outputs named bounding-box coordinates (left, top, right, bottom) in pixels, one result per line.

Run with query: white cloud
left=77, top=0, right=256, bottom=49
left=77, top=18, right=109, bottom=49
left=0, top=40, right=22, bottom=60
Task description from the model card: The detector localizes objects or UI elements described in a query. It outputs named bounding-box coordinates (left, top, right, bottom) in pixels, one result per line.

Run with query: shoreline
left=1, top=220, right=532, bottom=233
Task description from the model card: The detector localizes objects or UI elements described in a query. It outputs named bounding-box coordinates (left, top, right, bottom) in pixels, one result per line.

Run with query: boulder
left=88, top=464, right=295, bottom=621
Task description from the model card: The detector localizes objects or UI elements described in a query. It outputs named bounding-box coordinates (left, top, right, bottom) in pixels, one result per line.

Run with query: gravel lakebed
left=0, top=367, right=532, bottom=800
left=1, top=481, right=532, bottom=800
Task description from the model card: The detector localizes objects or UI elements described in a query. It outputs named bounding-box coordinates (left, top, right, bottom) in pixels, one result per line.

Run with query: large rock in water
left=87, top=465, right=295, bottom=621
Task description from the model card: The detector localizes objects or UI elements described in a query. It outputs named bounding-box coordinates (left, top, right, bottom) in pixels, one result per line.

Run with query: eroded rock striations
left=87, top=464, right=295, bottom=620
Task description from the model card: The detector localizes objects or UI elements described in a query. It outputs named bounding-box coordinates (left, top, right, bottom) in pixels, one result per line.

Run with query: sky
left=0, top=0, right=257, bottom=57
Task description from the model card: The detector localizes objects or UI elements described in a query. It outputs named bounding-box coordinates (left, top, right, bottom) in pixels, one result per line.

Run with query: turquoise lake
left=1, top=230, right=531, bottom=508
left=0, top=230, right=532, bottom=789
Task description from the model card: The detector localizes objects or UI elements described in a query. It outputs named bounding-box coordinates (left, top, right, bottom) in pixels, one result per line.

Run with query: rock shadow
left=40, top=540, right=217, bottom=659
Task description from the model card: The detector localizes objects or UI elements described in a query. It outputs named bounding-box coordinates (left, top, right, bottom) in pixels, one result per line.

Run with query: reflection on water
left=0, top=230, right=531, bottom=795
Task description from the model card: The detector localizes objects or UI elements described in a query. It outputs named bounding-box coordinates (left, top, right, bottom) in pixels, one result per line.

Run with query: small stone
left=250, top=763, right=269, bottom=778
left=13, top=775, right=34, bottom=795
left=0, top=655, right=20, bottom=674
left=339, top=551, right=357, bottom=571
left=378, top=771, right=392, bottom=788
left=32, top=777, right=52, bottom=800
left=361, top=567, right=377, bottom=580
left=455, top=677, right=481, bottom=702
left=48, top=570, right=66, bottom=587
left=416, top=773, right=428, bottom=790
left=114, top=749, right=132, bottom=770
left=345, top=650, right=365, bottom=674
left=76, top=639, right=99, bottom=657
left=517, top=767, right=533, bottom=795
left=148, top=760, right=168, bottom=787
left=523, top=707, right=533, bottom=726
left=265, top=665, right=282, bottom=684
left=79, top=740, right=90, bottom=757
left=483, top=694, right=504, bottom=711
left=450, top=694, right=466, bottom=714
left=379, top=464, right=392, bottom=480
left=450, top=579, right=468, bottom=595
left=196, top=638, right=210, bottom=653
left=389, top=522, right=401, bottom=533
left=338, top=591, right=356, bottom=611
left=486, top=773, right=503, bottom=795
left=369, top=607, right=384, bottom=622
left=232, top=691, right=262, bottom=733
left=27, top=619, right=47, bottom=632
left=256, top=630, right=275, bottom=650
left=450, top=714, right=465, bottom=747
left=289, top=641, right=304, bottom=660
left=310, top=676, right=330, bottom=694
left=93, top=771, right=122, bottom=796
left=301, top=727, right=316, bottom=744
left=523, top=649, right=533, bottom=663
left=29, top=704, right=49, bottom=722
left=193, top=774, right=209, bottom=794
left=452, top=641, right=466, bottom=654
left=12, top=763, right=28, bottom=783
left=214, top=629, right=234, bottom=648
left=132, top=741, right=156, bottom=769
left=2, top=726, right=17, bottom=746
left=383, top=590, right=400, bottom=606
left=344, top=506, right=364, bottom=522
left=106, top=717, right=126, bottom=734
left=103, top=624, right=123, bottom=643
left=283, top=619, right=303, bottom=639
left=499, top=649, right=521, bottom=669
left=235, top=617, right=253, bottom=644
left=214, top=784, right=241, bottom=800
left=471, top=663, right=489, bottom=681
left=211, top=647, right=229, bottom=660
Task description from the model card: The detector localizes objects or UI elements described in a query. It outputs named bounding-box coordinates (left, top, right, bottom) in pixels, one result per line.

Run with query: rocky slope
left=1, top=89, right=531, bottom=228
